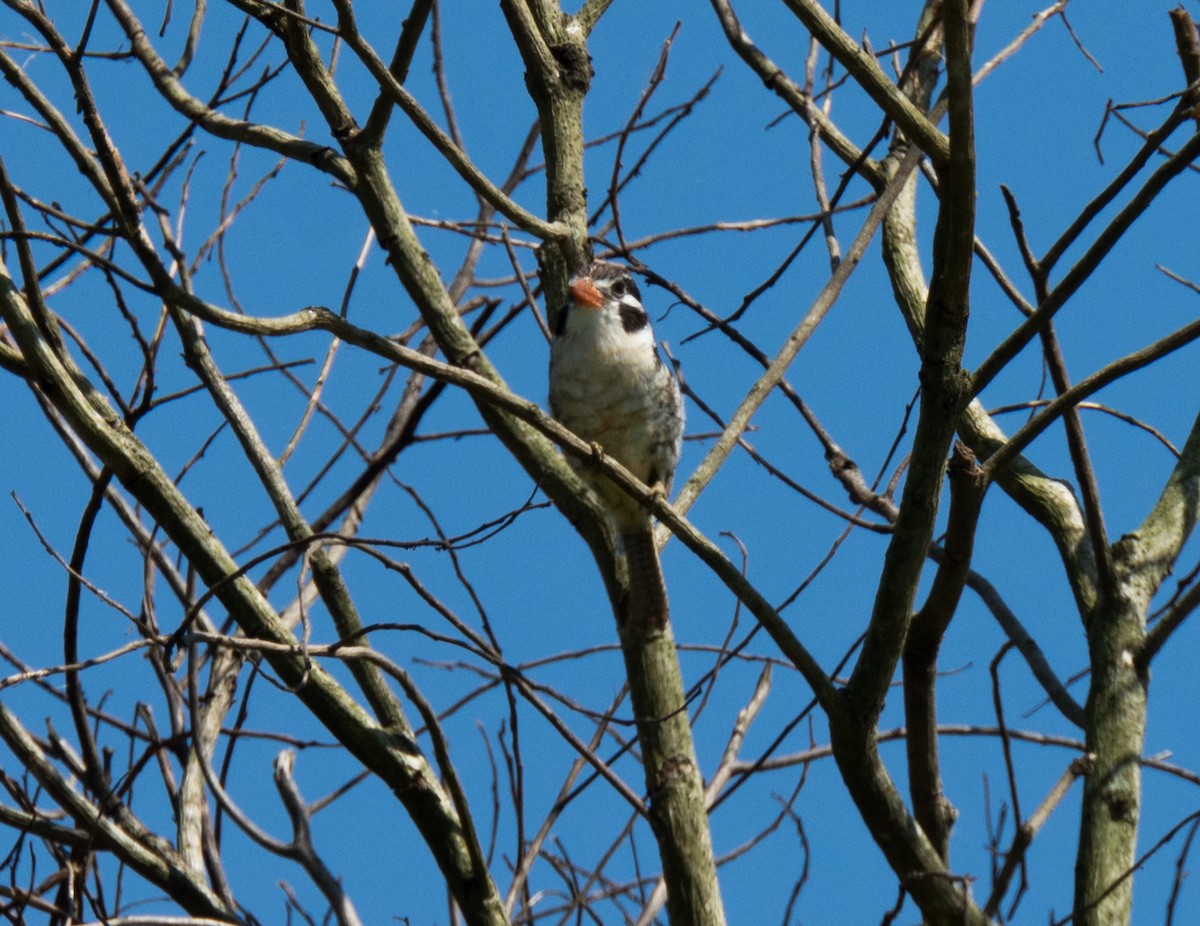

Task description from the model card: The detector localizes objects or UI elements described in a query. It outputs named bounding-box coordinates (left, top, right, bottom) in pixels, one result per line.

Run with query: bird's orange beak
left=568, top=276, right=606, bottom=308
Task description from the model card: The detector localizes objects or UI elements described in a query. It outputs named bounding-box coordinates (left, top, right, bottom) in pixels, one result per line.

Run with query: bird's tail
left=622, top=524, right=670, bottom=632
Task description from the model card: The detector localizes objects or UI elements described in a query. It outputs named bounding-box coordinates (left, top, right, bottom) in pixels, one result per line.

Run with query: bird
left=549, top=261, right=684, bottom=628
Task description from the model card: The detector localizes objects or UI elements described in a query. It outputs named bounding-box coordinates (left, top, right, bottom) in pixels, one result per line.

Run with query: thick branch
left=361, top=0, right=434, bottom=144
left=1134, top=412, right=1200, bottom=664
left=833, top=6, right=987, bottom=923
left=500, top=0, right=592, bottom=316
left=903, top=446, right=986, bottom=863
left=847, top=0, right=975, bottom=722
left=1169, top=7, right=1200, bottom=131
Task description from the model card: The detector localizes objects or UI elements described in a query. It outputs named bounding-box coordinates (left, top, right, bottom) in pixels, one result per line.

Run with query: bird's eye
left=610, top=279, right=628, bottom=298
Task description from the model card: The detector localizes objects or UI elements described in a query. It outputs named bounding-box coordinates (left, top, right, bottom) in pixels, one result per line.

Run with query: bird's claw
left=643, top=479, right=668, bottom=511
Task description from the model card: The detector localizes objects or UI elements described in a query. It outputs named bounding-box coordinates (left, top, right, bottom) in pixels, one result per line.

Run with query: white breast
left=549, top=299, right=684, bottom=530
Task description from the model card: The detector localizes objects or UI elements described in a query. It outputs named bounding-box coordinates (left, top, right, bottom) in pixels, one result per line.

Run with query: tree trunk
left=1073, top=584, right=1149, bottom=924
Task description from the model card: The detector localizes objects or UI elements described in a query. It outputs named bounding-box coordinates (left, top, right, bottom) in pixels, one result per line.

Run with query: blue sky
left=2, top=2, right=1200, bottom=923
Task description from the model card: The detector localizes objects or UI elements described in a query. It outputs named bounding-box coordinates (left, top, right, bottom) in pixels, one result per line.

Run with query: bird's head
left=558, top=262, right=649, bottom=338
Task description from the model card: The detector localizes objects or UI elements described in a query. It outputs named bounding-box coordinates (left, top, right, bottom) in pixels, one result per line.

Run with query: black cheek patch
left=619, top=303, right=648, bottom=334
